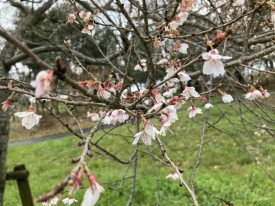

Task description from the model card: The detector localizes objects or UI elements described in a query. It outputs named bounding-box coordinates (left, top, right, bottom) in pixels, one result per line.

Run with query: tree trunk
left=0, top=66, right=10, bottom=206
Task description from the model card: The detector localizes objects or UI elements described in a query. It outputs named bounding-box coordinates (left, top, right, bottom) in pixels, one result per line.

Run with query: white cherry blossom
left=82, top=24, right=96, bottom=36
left=87, top=112, right=100, bottom=121
left=202, top=49, right=231, bottom=77
left=176, top=11, right=189, bottom=25
left=159, top=121, right=172, bottom=136
left=81, top=187, right=100, bottom=206
left=181, top=86, right=200, bottom=100
left=260, top=89, right=270, bottom=99
left=188, top=106, right=203, bottom=118
left=161, top=105, right=178, bottom=123
left=32, top=70, right=53, bottom=98
left=204, top=103, right=213, bottom=109
left=245, top=89, right=262, bottom=100
left=134, top=59, right=147, bottom=71
left=14, top=106, right=42, bottom=129
left=113, top=109, right=129, bottom=123
left=178, top=71, right=191, bottom=83
left=133, top=119, right=159, bottom=145
left=163, top=88, right=177, bottom=98
left=175, top=42, right=188, bottom=54
left=62, top=197, right=78, bottom=205
left=222, top=93, right=233, bottom=103
left=166, top=171, right=182, bottom=180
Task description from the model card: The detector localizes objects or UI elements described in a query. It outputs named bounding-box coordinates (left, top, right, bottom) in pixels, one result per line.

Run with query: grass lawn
left=5, top=101, right=275, bottom=206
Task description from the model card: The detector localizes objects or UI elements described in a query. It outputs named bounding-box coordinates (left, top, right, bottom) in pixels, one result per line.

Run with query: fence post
left=13, top=164, right=34, bottom=206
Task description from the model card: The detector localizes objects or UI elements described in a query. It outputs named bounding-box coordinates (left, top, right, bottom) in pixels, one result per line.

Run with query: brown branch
left=0, top=28, right=52, bottom=70
left=155, top=136, right=199, bottom=206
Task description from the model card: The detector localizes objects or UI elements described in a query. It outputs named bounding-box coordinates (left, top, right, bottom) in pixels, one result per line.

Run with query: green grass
left=5, top=102, right=275, bottom=206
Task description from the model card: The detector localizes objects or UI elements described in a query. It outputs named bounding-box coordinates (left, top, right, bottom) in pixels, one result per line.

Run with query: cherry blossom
left=32, top=70, right=54, bottom=98
left=159, top=121, right=172, bottom=136
left=245, top=89, right=262, bottom=100
left=133, top=119, right=159, bottom=145
left=87, top=112, right=100, bottom=121
left=82, top=170, right=104, bottom=206
left=42, top=197, right=58, bottom=206
left=134, top=59, right=147, bottom=72
left=157, top=58, right=169, bottom=65
left=160, top=105, right=178, bottom=124
left=202, top=49, right=231, bottom=77
left=62, top=197, right=78, bottom=205
left=178, top=70, right=191, bottom=83
left=259, top=87, right=270, bottom=99
left=81, top=187, right=101, bottom=206
left=163, top=88, right=177, bottom=98
left=103, top=109, right=129, bottom=125
left=114, top=109, right=129, bottom=123
left=181, top=86, right=200, bottom=100
left=176, top=11, right=189, bottom=25
left=188, top=106, right=203, bottom=118
left=204, top=103, right=213, bottom=109
left=1, top=97, right=12, bottom=112
left=152, top=89, right=166, bottom=104
left=102, top=111, right=117, bottom=125
left=222, top=93, right=233, bottom=103
left=97, top=85, right=111, bottom=99
left=14, top=106, right=42, bottom=129
left=168, top=96, right=185, bottom=109
left=166, top=171, right=182, bottom=180
left=82, top=24, right=96, bottom=36
left=175, top=42, right=188, bottom=54
left=79, top=11, right=87, bottom=19
left=67, top=13, right=78, bottom=24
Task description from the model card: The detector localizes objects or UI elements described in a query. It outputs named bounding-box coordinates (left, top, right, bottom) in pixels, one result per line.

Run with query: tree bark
left=0, top=2, right=55, bottom=204
left=0, top=66, right=10, bottom=206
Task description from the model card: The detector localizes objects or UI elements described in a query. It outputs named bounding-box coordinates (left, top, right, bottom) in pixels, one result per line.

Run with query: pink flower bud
left=1, top=97, right=12, bottom=112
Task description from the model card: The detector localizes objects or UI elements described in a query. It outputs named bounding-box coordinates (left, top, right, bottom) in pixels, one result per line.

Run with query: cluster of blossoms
left=134, top=59, right=147, bottom=72
left=67, top=11, right=96, bottom=36
left=245, top=86, right=270, bottom=100
left=41, top=164, right=104, bottom=206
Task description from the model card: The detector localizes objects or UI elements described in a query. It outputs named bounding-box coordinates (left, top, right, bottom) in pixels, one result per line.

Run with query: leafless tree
left=0, top=0, right=275, bottom=205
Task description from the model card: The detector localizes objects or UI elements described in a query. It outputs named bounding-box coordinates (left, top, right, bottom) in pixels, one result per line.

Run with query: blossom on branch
left=133, top=119, right=160, bottom=145
left=82, top=24, right=96, bottom=36
left=222, top=93, right=233, bottom=103
left=32, top=70, right=54, bottom=98
left=181, top=86, right=200, bottom=100
left=62, top=197, right=78, bottom=205
left=259, top=87, right=270, bottom=99
left=82, top=168, right=104, bottom=206
left=42, top=197, right=58, bottom=206
left=2, top=97, right=12, bottom=111
left=87, top=112, right=100, bottom=121
left=67, top=13, right=78, bottom=24
left=175, top=42, right=189, bottom=54
left=202, top=49, right=231, bottom=77
left=14, top=106, right=42, bottom=129
left=188, top=106, right=203, bottom=118
left=204, top=103, right=213, bottom=109
left=166, top=171, right=182, bottom=180
left=134, top=59, right=147, bottom=72
left=245, top=88, right=262, bottom=100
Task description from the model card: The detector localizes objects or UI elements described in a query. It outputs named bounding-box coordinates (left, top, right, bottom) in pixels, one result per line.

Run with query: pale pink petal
left=81, top=187, right=100, bottom=206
